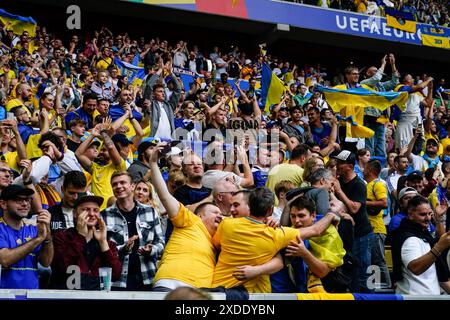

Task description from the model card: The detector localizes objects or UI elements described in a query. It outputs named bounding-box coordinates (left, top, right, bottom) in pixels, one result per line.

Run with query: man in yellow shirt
left=364, top=159, right=391, bottom=289
left=212, top=187, right=339, bottom=293
left=148, top=143, right=281, bottom=292
left=266, top=144, right=310, bottom=206
left=75, top=123, right=126, bottom=210
left=6, top=83, right=32, bottom=112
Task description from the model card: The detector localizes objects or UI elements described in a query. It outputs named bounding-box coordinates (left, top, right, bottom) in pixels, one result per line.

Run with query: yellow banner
left=422, top=34, right=450, bottom=49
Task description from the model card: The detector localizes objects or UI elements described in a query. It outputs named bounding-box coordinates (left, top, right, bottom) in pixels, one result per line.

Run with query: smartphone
left=6, top=112, right=14, bottom=121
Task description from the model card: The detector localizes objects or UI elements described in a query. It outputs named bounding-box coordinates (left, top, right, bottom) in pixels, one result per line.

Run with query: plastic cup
left=99, top=267, right=112, bottom=291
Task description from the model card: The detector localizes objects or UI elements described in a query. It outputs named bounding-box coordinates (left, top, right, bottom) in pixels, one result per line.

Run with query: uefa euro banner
left=125, top=0, right=450, bottom=49
left=0, top=9, right=37, bottom=37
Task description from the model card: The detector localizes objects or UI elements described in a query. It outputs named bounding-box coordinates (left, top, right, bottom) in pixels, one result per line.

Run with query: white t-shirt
left=410, top=153, right=441, bottom=172
left=272, top=207, right=283, bottom=222
left=173, top=51, right=187, bottom=68
left=62, top=206, right=74, bottom=229
left=155, top=102, right=172, bottom=140
left=395, top=237, right=441, bottom=295
left=387, top=172, right=402, bottom=193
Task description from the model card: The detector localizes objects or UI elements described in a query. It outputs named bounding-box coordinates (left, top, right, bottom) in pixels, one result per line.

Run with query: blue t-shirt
left=311, top=122, right=332, bottom=149
left=270, top=240, right=309, bottom=293
left=0, top=218, right=41, bottom=289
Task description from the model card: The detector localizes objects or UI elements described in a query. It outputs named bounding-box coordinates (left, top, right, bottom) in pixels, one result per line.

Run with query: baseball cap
left=0, top=184, right=34, bottom=200
left=166, top=147, right=182, bottom=157
left=245, top=59, right=252, bottom=65
left=112, top=133, right=133, bottom=146
left=266, top=120, right=282, bottom=129
left=426, top=138, right=439, bottom=146
left=73, top=192, right=104, bottom=208
left=89, top=138, right=102, bottom=148
left=398, top=187, right=418, bottom=200
left=137, top=137, right=159, bottom=158
left=407, top=170, right=423, bottom=181
left=331, top=150, right=356, bottom=164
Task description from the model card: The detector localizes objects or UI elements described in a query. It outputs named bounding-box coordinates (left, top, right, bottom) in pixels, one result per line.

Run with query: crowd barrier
left=0, top=290, right=449, bottom=300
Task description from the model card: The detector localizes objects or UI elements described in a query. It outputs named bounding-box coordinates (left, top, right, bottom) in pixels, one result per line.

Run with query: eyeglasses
left=0, top=168, right=12, bottom=175
left=12, top=197, right=32, bottom=204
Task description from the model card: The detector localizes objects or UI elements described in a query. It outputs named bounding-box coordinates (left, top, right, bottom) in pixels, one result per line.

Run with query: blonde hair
left=135, top=180, right=157, bottom=208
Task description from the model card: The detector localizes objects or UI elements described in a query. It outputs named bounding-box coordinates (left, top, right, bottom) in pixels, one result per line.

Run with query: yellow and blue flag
left=317, top=84, right=408, bottom=112
left=421, top=26, right=450, bottom=50
left=114, top=58, right=146, bottom=86
left=0, top=9, right=37, bottom=37
left=385, top=7, right=416, bottom=33
left=261, top=63, right=285, bottom=113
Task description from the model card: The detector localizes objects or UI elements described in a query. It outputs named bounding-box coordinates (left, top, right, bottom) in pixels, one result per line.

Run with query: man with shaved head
left=212, top=179, right=239, bottom=216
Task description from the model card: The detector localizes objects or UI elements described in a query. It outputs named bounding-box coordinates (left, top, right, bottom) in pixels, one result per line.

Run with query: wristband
left=23, top=179, right=33, bottom=186
left=431, top=247, right=441, bottom=258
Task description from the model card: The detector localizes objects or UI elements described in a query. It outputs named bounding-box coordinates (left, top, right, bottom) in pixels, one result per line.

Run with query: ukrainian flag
left=317, top=85, right=408, bottom=112
left=114, top=57, right=146, bottom=86
left=0, top=9, right=37, bottom=37
left=386, top=15, right=416, bottom=33
left=421, top=27, right=450, bottom=50
left=385, top=8, right=416, bottom=33
left=318, top=84, right=407, bottom=138
left=261, top=63, right=285, bottom=113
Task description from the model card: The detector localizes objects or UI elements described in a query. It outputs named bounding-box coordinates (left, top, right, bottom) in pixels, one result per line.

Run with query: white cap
left=167, top=147, right=182, bottom=157
left=245, top=59, right=252, bottom=65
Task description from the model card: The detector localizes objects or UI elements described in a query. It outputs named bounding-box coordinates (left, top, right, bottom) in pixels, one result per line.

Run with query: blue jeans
left=351, top=232, right=373, bottom=293
left=365, top=121, right=386, bottom=158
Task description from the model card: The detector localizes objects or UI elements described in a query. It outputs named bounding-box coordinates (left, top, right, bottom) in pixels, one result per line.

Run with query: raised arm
left=149, top=143, right=181, bottom=218
left=404, top=126, right=421, bottom=162
left=424, top=100, right=435, bottom=134
left=235, top=80, right=251, bottom=104
left=235, top=145, right=254, bottom=187
left=75, top=127, right=99, bottom=172
left=409, top=77, right=433, bottom=93
left=319, top=116, right=338, bottom=158
left=9, top=120, right=27, bottom=163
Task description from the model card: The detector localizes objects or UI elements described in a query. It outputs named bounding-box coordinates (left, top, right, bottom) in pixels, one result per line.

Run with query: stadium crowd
left=0, top=11, right=449, bottom=297
left=286, top=0, right=449, bottom=27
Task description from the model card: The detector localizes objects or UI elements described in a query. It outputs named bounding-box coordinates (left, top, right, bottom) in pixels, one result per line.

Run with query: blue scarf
left=422, top=153, right=440, bottom=169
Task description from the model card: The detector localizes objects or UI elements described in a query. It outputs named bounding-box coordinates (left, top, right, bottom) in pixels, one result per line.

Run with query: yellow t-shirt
left=266, top=163, right=304, bottom=206
left=91, top=159, right=126, bottom=210
left=153, top=203, right=216, bottom=288
left=212, top=217, right=299, bottom=293
left=0, top=69, right=16, bottom=82
left=3, top=151, right=19, bottom=172
left=366, top=180, right=387, bottom=234
left=26, top=134, right=43, bottom=159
